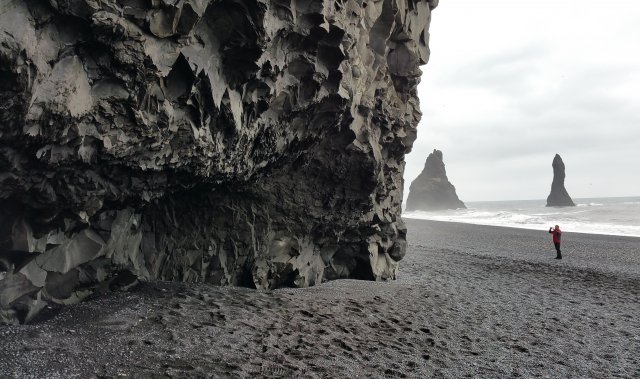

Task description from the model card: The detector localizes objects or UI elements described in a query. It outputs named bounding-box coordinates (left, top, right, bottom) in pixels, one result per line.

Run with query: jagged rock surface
left=405, top=149, right=465, bottom=211
left=546, top=154, right=575, bottom=207
left=0, top=0, right=437, bottom=323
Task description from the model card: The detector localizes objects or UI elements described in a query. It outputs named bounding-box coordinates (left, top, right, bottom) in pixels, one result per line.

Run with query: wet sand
left=1, top=219, right=639, bottom=378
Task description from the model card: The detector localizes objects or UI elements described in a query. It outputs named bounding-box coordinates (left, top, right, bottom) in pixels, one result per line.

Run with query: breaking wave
left=403, top=197, right=640, bottom=238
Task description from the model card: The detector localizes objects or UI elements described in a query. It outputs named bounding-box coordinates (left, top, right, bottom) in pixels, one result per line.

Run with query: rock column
left=546, top=154, right=576, bottom=207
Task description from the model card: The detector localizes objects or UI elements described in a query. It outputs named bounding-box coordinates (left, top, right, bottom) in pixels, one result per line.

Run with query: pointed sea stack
left=406, top=150, right=466, bottom=211
left=546, top=154, right=576, bottom=207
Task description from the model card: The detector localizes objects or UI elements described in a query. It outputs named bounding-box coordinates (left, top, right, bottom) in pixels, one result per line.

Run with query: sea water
left=403, top=197, right=640, bottom=237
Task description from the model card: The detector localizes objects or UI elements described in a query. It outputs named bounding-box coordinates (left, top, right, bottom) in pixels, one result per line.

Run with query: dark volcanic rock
left=0, top=1, right=437, bottom=323
left=546, top=154, right=576, bottom=207
left=405, top=149, right=465, bottom=211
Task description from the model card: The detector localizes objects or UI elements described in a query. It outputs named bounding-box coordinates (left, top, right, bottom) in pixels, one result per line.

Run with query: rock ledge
left=0, top=0, right=437, bottom=323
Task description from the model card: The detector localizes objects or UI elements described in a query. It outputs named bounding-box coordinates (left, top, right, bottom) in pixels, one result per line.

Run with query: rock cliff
left=405, top=149, right=465, bottom=211
left=546, top=154, right=575, bottom=207
left=0, top=0, right=437, bottom=323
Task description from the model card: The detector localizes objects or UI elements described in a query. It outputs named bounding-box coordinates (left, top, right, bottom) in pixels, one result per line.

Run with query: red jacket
left=549, top=228, right=561, bottom=243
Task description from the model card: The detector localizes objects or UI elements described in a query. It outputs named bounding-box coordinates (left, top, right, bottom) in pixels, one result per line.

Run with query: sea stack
left=546, top=154, right=576, bottom=207
left=406, top=150, right=466, bottom=211
left=0, top=1, right=437, bottom=323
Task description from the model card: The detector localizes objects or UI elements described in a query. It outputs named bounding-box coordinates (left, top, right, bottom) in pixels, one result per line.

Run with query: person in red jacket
left=548, top=225, right=562, bottom=259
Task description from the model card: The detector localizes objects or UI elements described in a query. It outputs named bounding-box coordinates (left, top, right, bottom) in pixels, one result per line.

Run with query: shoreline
left=402, top=196, right=640, bottom=238
left=403, top=216, right=640, bottom=240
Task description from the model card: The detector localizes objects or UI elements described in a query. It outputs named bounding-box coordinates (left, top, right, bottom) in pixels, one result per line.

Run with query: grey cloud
left=517, top=67, right=638, bottom=117
left=406, top=2, right=640, bottom=201
left=432, top=45, right=548, bottom=95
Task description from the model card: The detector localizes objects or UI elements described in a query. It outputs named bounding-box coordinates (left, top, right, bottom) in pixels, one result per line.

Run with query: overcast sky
left=404, top=0, right=640, bottom=202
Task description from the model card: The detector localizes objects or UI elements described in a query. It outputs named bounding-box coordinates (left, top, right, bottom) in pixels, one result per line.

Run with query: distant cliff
left=406, top=150, right=465, bottom=211
left=546, top=154, right=576, bottom=207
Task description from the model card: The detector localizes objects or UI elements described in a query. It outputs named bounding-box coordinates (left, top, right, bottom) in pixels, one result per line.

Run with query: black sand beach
left=1, top=220, right=639, bottom=378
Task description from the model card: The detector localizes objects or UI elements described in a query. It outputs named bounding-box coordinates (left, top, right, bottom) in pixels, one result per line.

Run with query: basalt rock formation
left=405, top=149, right=465, bottom=211
left=546, top=154, right=575, bottom=207
left=0, top=0, right=437, bottom=323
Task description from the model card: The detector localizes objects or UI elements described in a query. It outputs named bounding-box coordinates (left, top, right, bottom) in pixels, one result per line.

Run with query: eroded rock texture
left=405, top=149, right=465, bottom=211
left=546, top=154, right=575, bottom=207
left=0, top=0, right=437, bottom=323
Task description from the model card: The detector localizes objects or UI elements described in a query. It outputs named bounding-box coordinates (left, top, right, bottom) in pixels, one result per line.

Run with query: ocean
left=403, top=196, right=640, bottom=237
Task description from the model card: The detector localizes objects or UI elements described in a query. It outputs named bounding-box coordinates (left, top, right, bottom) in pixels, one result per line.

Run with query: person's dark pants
left=554, top=243, right=562, bottom=259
